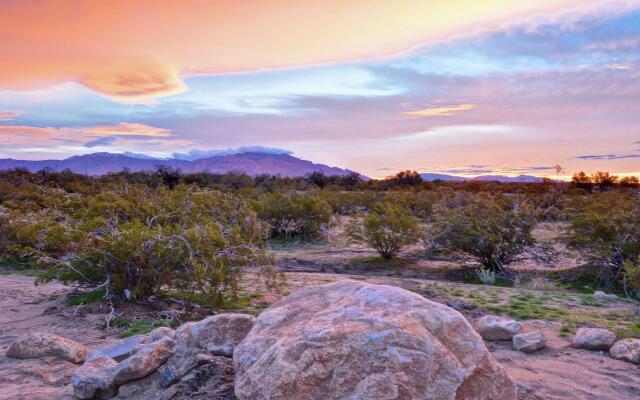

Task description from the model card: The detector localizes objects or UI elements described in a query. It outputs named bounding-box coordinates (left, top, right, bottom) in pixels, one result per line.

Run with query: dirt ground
left=1, top=272, right=639, bottom=400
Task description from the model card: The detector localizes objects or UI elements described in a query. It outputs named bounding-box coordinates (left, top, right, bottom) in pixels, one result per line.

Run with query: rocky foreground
left=1, top=275, right=640, bottom=399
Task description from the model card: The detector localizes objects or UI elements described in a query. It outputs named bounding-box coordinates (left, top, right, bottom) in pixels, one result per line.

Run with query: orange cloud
left=403, top=104, right=475, bottom=117
left=0, top=0, right=606, bottom=100
left=0, top=111, right=25, bottom=122
left=82, top=123, right=172, bottom=137
left=80, top=61, right=186, bottom=101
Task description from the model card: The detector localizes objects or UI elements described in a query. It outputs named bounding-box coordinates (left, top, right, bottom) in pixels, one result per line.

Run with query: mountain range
left=0, top=152, right=547, bottom=182
left=420, top=173, right=543, bottom=182
left=0, top=152, right=357, bottom=177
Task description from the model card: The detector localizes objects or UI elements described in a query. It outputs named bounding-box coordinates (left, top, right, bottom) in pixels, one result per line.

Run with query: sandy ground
left=0, top=275, right=121, bottom=400
left=0, top=274, right=639, bottom=400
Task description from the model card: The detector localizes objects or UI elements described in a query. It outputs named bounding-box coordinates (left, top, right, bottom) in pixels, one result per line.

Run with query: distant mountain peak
left=0, top=151, right=360, bottom=177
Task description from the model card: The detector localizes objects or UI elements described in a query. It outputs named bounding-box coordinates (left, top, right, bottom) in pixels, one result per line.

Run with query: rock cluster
left=234, top=279, right=517, bottom=400
left=9, top=279, right=639, bottom=399
left=6, top=313, right=254, bottom=399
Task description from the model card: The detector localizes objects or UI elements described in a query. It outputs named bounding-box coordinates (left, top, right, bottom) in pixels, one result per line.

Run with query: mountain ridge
left=0, top=152, right=358, bottom=177
left=421, top=173, right=544, bottom=183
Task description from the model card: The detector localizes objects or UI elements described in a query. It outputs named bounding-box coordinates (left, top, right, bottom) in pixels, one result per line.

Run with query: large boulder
left=609, top=338, right=640, bottom=364
left=112, top=337, right=175, bottom=386
left=573, top=328, right=616, bottom=351
left=71, top=355, right=118, bottom=399
left=512, top=331, right=547, bottom=353
left=6, top=332, right=88, bottom=364
left=475, top=315, right=523, bottom=341
left=234, top=280, right=517, bottom=400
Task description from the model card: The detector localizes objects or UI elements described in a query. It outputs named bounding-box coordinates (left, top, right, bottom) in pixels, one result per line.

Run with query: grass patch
left=350, top=256, right=410, bottom=270
left=579, top=294, right=604, bottom=307
left=112, top=317, right=171, bottom=338
left=66, top=288, right=106, bottom=306
left=267, top=236, right=324, bottom=250
left=0, top=258, right=43, bottom=277
left=559, top=324, right=575, bottom=336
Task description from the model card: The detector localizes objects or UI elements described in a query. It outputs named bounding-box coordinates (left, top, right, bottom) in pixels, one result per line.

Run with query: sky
left=1, top=0, right=639, bottom=179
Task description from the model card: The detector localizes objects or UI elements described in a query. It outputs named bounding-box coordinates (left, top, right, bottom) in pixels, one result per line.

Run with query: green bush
left=346, top=202, right=422, bottom=259
left=252, top=192, right=332, bottom=238
left=566, top=192, right=640, bottom=292
left=430, top=191, right=543, bottom=279
left=15, top=185, right=273, bottom=306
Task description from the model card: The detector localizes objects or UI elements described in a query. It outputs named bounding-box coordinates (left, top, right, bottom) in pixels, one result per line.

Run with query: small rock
left=193, top=313, right=255, bottom=356
left=573, top=328, right=616, bottom=351
left=512, top=331, right=547, bottom=353
left=158, top=322, right=202, bottom=387
left=446, top=300, right=476, bottom=311
left=87, top=335, right=149, bottom=362
left=111, top=371, right=163, bottom=400
left=112, top=336, right=175, bottom=386
left=6, top=332, right=88, bottom=364
left=113, top=357, right=235, bottom=400
left=129, top=327, right=176, bottom=356
left=71, top=355, right=118, bottom=399
left=147, top=326, right=175, bottom=342
left=594, top=291, right=618, bottom=299
left=610, top=338, right=640, bottom=364
left=475, top=315, right=523, bottom=341
left=158, top=313, right=254, bottom=387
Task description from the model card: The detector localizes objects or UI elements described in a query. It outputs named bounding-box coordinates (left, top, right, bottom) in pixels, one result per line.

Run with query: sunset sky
left=1, top=0, right=639, bottom=178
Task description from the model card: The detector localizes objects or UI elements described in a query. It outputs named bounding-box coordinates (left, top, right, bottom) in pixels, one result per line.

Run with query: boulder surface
left=234, top=280, right=517, bottom=400
left=6, top=332, right=88, bottom=364
left=158, top=313, right=253, bottom=387
left=112, top=336, right=175, bottom=386
left=573, top=328, right=616, bottom=351
left=71, top=355, right=118, bottom=399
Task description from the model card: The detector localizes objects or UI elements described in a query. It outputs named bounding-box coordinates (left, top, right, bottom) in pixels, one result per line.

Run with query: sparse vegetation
left=346, top=202, right=422, bottom=259
left=429, top=191, right=550, bottom=280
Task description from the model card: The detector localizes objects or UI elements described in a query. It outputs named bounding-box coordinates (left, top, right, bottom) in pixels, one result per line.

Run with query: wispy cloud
left=577, top=154, right=640, bottom=160
left=0, top=111, right=24, bottom=122
left=0, top=122, right=189, bottom=154
left=82, top=123, right=172, bottom=137
left=402, top=104, right=475, bottom=117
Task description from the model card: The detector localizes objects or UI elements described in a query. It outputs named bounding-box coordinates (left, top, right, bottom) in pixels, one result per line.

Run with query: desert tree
left=346, top=202, right=422, bottom=259
left=430, top=191, right=550, bottom=281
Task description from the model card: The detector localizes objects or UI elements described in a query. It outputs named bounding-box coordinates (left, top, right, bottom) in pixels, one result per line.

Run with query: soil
left=1, top=273, right=639, bottom=400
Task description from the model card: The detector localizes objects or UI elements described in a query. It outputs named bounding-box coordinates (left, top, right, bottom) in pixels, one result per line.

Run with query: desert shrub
left=346, top=202, right=422, bottom=259
left=252, top=192, right=332, bottom=238
left=318, top=190, right=379, bottom=215
left=25, top=185, right=272, bottom=305
left=566, top=192, right=640, bottom=292
left=0, top=208, right=74, bottom=262
left=430, top=191, right=545, bottom=280
left=624, top=260, right=640, bottom=297
left=476, top=268, right=496, bottom=285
